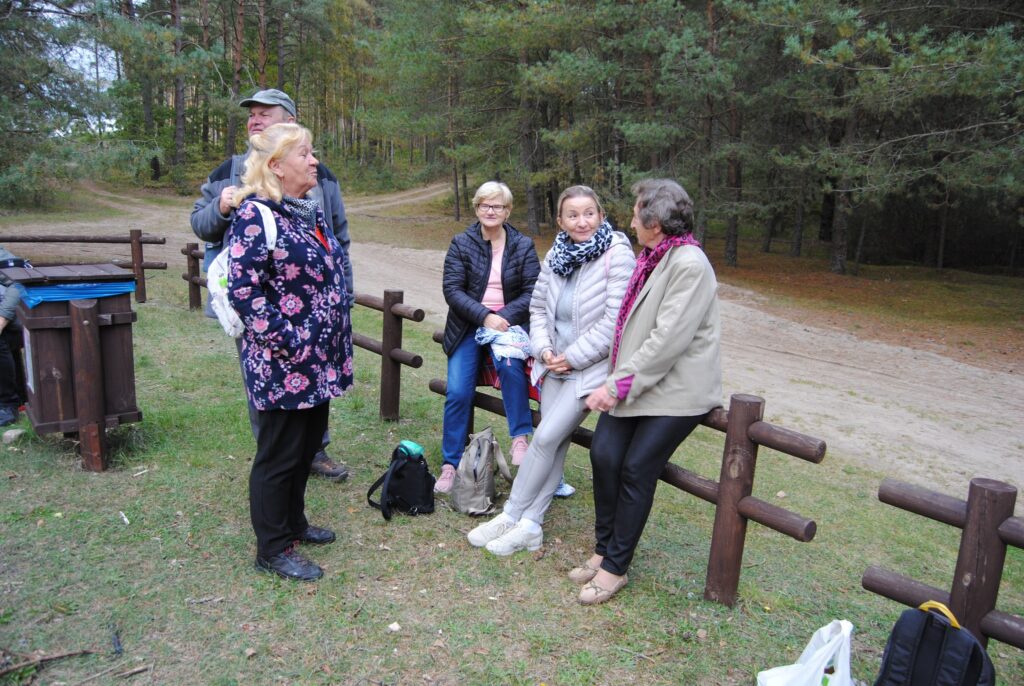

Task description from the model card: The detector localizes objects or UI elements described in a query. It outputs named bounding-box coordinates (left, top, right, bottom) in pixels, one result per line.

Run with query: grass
left=1, top=269, right=1022, bottom=685
left=0, top=190, right=132, bottom=227
left=1, top=184, right=1023, bottom=683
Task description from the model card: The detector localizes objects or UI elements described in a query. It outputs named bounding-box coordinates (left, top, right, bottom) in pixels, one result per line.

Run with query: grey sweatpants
left=503, top=375, right=589, bottom=524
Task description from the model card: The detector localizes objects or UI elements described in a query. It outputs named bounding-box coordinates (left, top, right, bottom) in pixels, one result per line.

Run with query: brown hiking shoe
left=311, top=451, right=350, bottom=482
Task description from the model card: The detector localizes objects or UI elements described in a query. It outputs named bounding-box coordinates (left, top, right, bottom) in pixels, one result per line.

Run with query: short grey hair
left=631, top=179, right=694, bottom=236
left=472, top=181, right=513, bottom=210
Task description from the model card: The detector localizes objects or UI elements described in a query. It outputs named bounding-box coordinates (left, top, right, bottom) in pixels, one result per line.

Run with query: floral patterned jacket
left=226, top=195, right=354, bottom=411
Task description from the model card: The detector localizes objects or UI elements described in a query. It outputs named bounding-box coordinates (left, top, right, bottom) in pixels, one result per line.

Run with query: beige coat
left=607, top=243, right=722, bottom=417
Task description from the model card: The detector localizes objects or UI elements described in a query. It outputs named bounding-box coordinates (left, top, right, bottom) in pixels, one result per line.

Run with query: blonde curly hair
left=232, top=123, right=313, bottom=206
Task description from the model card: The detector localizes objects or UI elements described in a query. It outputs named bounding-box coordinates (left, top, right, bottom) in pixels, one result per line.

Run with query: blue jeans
left=442, top=334, right=533, bottom=467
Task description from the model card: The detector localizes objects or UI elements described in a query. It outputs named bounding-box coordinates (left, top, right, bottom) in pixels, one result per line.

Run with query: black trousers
left=590, top=412, right=706, bottom=576
left=0, top=326, right=26, bottom=408
left=249, top=402, right=329, bottom=558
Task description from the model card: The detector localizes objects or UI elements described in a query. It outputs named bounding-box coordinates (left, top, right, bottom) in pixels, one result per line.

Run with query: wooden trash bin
left=0, top=263, right=141, bottom=471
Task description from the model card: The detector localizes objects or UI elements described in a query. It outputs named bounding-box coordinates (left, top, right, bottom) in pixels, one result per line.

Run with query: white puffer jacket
left=529, top=231, right=636, bottom=398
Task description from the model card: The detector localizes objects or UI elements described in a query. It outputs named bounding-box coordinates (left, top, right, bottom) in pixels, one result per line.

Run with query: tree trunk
left=199, top=0, right=211, bottom=156
left=936, top=185, right=949, bottom=269
left=256, top=0, right=268, bottom=87
left=1010, top=199, right=1023, bottom=275
left=761, top=211, right=780, bottom=254
left=225, top=0, right=245, bottom=157
left=818, top=184, right=836, bottom=242
left=851, top=216, right=867, bottom=275
left=452, top=161, right=460, bottom=222
left=461, top=162, right=470, bottom=214
left=612, top=80, right=624, bottom=197
left=644, top=53, right=658, bottom=170
left=695, top=0, right=718, bottom=246
left=724, top=103, right=741, bottom=267
left=519, top=49, right=540, bottom=235
left=277, top=19, right=286, bottom=90
left=830, top=113, right=857, bottom=274
left=447, top=65, right=459, bottom=221
left=171, top=0, right=185, bottom=168
left=830, top=184, right=850, bottom=274
left=790, top=182, right=805, bottom=257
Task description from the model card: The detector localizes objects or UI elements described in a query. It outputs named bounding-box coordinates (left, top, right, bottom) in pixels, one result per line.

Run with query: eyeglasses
left=478, top=203, right=507, bottom=213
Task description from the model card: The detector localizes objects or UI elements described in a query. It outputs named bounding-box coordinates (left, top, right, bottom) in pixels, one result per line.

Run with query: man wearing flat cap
left=190, top=88, right=354, bottom=482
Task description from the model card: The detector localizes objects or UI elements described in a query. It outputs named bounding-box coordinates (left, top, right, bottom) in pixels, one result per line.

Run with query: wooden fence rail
left=2, top=231, right=167, bottom=303
left=428, top=328, right=825, bottom=607
left=862, top=477, right=1024, bottom=650
left=181, top=243, right=423, bottom=420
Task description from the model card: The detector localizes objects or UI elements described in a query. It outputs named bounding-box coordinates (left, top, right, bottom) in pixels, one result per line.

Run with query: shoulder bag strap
left=367, top=458, right=402, bottom=520
left=250, top=201, right=278, bottom=251
left=492, top=435, right=513, bottom=484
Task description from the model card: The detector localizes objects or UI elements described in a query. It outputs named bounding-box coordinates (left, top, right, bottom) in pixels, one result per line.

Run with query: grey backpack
left=451, top=427, right=513, bottom=515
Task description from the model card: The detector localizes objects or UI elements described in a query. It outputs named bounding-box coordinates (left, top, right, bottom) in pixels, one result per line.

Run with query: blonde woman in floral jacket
left=226, top=123, right=354, bottom=582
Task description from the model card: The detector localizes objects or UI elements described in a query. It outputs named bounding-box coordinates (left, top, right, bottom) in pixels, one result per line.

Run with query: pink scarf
left=610, top=233, right=701, bottom=367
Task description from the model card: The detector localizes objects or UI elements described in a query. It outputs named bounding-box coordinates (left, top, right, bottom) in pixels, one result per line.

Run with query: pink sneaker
left=434, top=464, right=456, bottom=493
left=510, top=435, right=529, bottom=466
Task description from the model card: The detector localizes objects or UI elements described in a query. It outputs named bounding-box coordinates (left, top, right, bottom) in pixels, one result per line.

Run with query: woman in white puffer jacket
left=467, top=185, right=636, bottom=556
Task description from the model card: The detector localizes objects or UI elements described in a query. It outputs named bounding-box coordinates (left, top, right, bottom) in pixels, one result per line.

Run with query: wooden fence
left=2, top=230, right=167, bottom=302
left=862, top=477, right=1024, bottom=650
left=427, top=330, right=825, bottom=608
left=181, top=243, right=424, bottom=420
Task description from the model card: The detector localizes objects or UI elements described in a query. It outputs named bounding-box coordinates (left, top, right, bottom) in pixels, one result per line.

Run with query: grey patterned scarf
left=283, top=196, right=319, bottom=226
left=547, top=221, right=614, bottom=277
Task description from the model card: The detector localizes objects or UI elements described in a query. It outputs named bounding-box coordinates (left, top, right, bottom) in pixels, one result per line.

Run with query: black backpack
left=367, top=440, right=435, bottom=520
left=874, top=601, right=995, bottom=686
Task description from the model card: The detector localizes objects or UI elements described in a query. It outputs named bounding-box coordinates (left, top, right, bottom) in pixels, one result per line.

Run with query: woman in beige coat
left=575, top=178, right=722, bottom=605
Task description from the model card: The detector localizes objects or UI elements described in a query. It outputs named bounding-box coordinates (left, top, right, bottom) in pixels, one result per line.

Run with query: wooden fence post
left=129, top=229, right=146, bottom=303
left=185, top=243, right=202, bottom=311
left=70, top=299, right=107, bottom=471
left=951, top=478, right=1018, bottom=646
left=704, top=394, right=765, bottom=606
left=379, top=289, right=404, bottom=420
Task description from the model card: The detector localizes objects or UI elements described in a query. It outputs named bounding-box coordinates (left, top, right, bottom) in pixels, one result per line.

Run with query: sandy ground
left=6, top=182, right=1022, bottom=504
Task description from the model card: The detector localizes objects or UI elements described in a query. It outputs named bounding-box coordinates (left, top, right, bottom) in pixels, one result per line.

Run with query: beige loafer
left=578, top=574, right=628, bottom=605
left=567, top=561, right=599, bottom=585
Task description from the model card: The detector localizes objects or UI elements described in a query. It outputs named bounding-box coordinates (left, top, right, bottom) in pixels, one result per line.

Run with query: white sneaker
left=484, top=522, right=543, bottom=556
left=553, top=478, right=576, bottom=498
left=467, top=514, right=517, bottom=547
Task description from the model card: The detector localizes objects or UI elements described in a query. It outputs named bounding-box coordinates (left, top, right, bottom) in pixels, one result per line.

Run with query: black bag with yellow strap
left=874, top=600, right=995, bottom=686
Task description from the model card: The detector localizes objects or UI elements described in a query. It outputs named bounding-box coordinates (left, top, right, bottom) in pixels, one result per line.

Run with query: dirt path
left=8, top=184, right=1022, bottom=500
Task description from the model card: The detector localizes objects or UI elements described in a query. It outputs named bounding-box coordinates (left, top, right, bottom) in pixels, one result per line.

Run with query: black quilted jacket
left=441, top=222, right=540, bottom=356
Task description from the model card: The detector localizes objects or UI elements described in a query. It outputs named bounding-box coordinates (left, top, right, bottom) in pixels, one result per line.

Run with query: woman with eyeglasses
left=436, top=181, right=540, bottom=494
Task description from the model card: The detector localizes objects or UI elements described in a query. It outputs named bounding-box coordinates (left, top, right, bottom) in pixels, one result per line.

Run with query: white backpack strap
left=251, top=201, right=278, bottom=251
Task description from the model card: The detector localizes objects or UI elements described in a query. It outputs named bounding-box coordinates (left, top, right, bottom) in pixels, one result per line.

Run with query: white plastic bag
left=756, top=619, right=854, bottom=686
